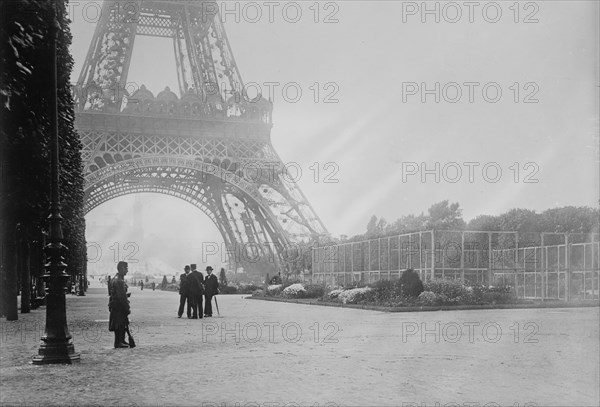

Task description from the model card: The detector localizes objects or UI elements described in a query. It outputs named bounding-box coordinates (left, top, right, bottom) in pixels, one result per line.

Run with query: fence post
left=388, top=236, right=391, bottom=281
left=461, top=231, right=465, bottom=282
left=565, top=234, right=571, bottom=301
left=419, top=231, right=423, bottom=281
left=431, top=231, right=435, bottom=280
left=541, top=234, right=545, bottom=300
left=488, top=232, right=493, bottom=286
left=515, top=232, right=520, bottom=298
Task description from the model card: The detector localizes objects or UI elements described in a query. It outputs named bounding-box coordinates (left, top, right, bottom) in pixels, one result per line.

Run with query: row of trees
left=361, top=200, right=599, bottom=240
left=1, top=0, right=86, bottom=319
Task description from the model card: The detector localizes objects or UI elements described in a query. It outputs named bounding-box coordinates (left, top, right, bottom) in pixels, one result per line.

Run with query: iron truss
left=75, top=1, right=329, bottom=270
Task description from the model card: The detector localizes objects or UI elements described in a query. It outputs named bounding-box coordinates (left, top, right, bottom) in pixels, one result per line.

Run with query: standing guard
left=108, top=261, right=131, bottom=348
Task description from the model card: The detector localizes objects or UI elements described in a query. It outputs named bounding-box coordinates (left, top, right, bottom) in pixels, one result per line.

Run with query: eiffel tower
left=73, top=0, right=328, bottom=271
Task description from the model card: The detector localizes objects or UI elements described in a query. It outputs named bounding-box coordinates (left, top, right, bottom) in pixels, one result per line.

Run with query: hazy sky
left=70, top=1, right=599, bottom=269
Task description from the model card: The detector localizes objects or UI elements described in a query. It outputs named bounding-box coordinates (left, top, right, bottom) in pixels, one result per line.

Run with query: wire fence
left=311, top=230, right=599, bottom=301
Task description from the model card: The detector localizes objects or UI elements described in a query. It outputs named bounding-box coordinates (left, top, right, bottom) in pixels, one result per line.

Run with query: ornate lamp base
left=32, top=339, right=80, bottom=365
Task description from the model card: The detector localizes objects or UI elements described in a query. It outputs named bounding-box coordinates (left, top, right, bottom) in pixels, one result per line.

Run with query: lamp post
left=32, top=0, right=80, bottom=365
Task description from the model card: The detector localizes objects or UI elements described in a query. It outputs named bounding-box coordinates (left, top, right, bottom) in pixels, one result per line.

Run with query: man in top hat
left=204, top=266, right=219, bottom=317
left=177, top=265, right=192, bottom=318
left=108, top=261, right=131, bottom=348
left=188, top=264, right=204, bottom=319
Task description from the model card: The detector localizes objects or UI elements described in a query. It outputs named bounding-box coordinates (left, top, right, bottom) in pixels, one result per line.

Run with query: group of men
left=178, top=264, right=220, bottom=319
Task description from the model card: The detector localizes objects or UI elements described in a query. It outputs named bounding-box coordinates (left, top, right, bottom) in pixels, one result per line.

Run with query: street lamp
left=32, top=0, right=80, bottom=364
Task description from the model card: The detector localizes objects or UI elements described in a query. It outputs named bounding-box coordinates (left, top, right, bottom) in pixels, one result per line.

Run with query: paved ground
left=1, top=287, right=598, bottom=407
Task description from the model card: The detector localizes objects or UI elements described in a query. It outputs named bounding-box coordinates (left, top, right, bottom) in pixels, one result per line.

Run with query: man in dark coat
left=204, top=266, right=219, bottom=317
left=178, top=265, right=191, bottom=318
left=109, top=261, right=131, bottom=348
left=188, top=264, right=204, bottom=319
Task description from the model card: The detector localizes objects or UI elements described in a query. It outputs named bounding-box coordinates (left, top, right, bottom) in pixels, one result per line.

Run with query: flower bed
left=251, top=270, right=517, bottom=307
left=282, top=283, right=306, bottom=298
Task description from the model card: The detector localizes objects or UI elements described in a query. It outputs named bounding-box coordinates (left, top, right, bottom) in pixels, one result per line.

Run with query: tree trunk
left=20, top=239, right=31, bottom=313
left=5, top=238, right=18, bottom=320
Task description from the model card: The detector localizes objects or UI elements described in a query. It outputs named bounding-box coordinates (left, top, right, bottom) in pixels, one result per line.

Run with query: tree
left=467, top=215, right=502, bottom=231
left=425, top=200, right=466, bottom=230
left=386, top=213, right=427, bottom=235
left=365, top=215, right=388, bottom=238
left=497, top=209, right=539, bottom=233
left=1, top=0, right=85, bottom=319
left=539, top=206, right=599, bottom=234
left=366, top=215, right=379, bottom=237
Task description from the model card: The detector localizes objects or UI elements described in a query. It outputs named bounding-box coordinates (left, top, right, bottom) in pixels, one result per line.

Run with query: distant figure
left=140, top=280, right=144, bottom=291
left=152, top=282, right=156, bottom=291
left=178, top=265, right=191, bottom=318
left=108, top=261, right=131, bottom=348
left=204, top=266, right=219, bottom=317
left=188, top=264, right=204, bottom=319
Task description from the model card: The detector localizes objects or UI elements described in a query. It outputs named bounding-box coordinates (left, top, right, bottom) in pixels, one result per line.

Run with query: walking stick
left=214, top=296, right=220, bottom=316
left=126, top=325, right=136, bottom=348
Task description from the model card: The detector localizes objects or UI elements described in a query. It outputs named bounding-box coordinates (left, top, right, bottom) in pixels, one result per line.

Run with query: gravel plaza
left=1, top=287, right=599, bottom=407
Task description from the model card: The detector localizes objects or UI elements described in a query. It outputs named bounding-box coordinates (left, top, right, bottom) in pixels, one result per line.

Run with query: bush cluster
left=419, top=279, right=516, bottom=305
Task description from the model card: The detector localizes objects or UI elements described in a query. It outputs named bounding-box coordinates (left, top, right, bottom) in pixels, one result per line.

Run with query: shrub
left=219, top=285, right=238, bottom=294
left=328, top=289, right=344, bottom=300
left=282, top=283, right=306, bottom=298
left=424, top=278, right=470, bottom=304
left=471, top=284, right=516, bottom=304
left=417, top=291, right=437, bottom=305
left=337, top=287, right=372, bottom=304
left=252, top=289, right=265, bottom=296
left=267, top=284, right=283, bottom=296
left=303, top=284, right=326, bottom=299
left=342, top=280, right=367, bottom=289
left=399, top=269, right=424, bottom=298
left=269, top=275, right=282, bottom=285
left=368, top=279, right=404, bottom=305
